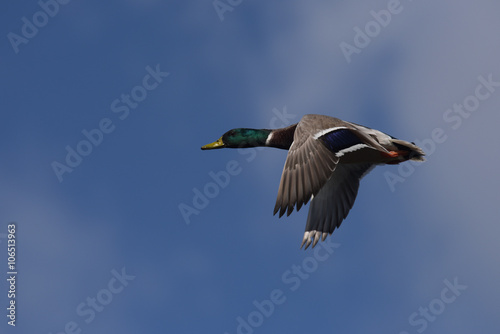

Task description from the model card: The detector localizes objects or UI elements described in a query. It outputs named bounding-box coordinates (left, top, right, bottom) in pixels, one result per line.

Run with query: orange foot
left=383, top=150, right=411, bottom=164
left=382, top=151, right=399, bottom=158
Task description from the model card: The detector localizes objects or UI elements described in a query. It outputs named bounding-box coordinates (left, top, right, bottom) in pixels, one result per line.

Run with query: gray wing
left=301, top=163, right=375, bottom=249
left=273, top=118, right=339, bottom=218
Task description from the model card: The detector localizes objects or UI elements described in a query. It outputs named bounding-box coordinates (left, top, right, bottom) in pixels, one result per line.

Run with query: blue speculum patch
left=319, top=129, right=363, bottom=153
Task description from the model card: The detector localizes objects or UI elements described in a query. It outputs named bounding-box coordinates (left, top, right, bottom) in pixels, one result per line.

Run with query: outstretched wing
left=301, top=163, right=375, bottom=249
left=273, top=117, right=339, bottom=217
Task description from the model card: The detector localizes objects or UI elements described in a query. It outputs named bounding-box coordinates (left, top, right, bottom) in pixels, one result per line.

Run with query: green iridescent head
left=201, top=128, right=271, bottom=150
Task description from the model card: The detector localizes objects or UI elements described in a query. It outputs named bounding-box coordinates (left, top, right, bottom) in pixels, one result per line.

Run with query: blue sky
left=1, top=1, right=499, bottom=333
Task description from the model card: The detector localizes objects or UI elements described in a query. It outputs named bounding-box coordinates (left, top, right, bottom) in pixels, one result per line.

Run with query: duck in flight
left=201, top=114, right=425, bottom=249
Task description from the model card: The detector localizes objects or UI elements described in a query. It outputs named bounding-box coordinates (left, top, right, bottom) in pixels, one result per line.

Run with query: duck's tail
left=389, top=139, right=426, bottom=162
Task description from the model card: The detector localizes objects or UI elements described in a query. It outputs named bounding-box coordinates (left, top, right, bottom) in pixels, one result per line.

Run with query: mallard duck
left=201, top=114, right=425, bottom=249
